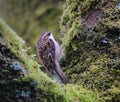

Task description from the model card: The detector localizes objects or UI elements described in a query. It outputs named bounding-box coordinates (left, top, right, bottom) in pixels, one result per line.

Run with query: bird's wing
left=41, top=39, right=55, bottom=72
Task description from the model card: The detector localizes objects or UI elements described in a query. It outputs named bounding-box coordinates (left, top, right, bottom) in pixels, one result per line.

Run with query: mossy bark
left=60, top=0, right=120, bottom=101
left=0, top=19, right=102, bottom=102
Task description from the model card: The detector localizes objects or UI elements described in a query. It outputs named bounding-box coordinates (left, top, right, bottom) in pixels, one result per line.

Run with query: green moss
left=0, top=18, right=103, bottom=102
left=60, top=0, right=120, bottom=101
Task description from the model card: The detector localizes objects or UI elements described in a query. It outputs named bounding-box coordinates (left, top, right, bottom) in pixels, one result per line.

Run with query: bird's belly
left=54, top=41, right=61, bottom=61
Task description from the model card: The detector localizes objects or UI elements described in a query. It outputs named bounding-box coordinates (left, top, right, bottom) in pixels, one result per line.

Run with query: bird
left=36, top=32, right=68, bottom=84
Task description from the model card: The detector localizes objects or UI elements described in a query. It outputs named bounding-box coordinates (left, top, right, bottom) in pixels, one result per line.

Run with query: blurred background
left=0, top=0, right=64, bottom=54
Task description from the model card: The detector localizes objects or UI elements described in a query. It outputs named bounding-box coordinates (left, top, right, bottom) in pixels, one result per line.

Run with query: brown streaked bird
left=36, top=32, right=68, bottom=84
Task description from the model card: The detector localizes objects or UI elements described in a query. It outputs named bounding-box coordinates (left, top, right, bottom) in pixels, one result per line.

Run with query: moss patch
left=60, top=0, right=120, bottom=101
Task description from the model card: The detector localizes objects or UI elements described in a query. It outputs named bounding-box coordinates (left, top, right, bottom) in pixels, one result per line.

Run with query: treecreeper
left=36, top=32, right=68, bottom=84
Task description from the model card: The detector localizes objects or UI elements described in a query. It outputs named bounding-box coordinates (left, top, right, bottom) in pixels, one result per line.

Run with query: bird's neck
left=49, top=34, right=54, bottom=40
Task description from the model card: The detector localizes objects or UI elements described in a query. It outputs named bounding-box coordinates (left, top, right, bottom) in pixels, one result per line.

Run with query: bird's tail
left=55, top=63, right=69, bottom=84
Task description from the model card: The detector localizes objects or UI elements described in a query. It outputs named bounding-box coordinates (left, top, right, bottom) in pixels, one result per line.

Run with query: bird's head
left=42, top=31, right=55, bottom=41
left=45, top=32, right=52, bottom=36
left=42, top=32, right=53, bottom=39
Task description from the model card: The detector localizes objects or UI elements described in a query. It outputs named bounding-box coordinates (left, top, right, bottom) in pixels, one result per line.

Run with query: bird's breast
left=53, top=40, right=61, bottom=62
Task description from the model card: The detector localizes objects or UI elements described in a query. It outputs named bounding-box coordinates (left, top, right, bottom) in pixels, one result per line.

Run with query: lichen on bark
left=60, top=0, right=120, bottom=101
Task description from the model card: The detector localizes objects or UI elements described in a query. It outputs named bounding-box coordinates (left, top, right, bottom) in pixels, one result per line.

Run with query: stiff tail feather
left=55, top=63, right=69, bottom=84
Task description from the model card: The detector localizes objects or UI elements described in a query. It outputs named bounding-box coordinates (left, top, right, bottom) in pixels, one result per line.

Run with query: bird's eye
left=47, top=33, right=51, bottom=36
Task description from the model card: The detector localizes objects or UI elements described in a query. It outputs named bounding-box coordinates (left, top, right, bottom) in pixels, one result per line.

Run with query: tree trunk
left=60, top=0, right=120, bottom=101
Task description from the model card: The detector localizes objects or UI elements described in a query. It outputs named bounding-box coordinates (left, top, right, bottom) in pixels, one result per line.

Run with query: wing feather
left=37, top=38, right=55, bottom=72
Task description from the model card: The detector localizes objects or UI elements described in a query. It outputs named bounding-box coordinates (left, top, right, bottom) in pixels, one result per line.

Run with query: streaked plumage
left=36, top=32, right=68, bottom=84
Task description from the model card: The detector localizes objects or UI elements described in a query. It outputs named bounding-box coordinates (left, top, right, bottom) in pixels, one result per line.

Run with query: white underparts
left=49, top=33, right=61, bottom=61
